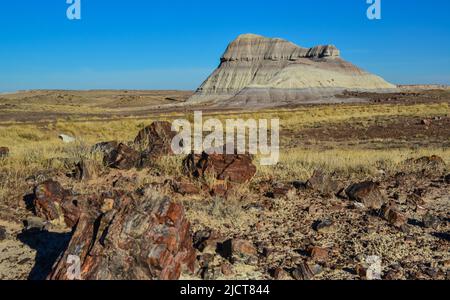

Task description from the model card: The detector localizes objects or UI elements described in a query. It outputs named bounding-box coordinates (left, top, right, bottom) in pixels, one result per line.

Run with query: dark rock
left=346, top=181, right=386, bottom=210
left=170, top=179, right=200, bottom=196
left=381, top=204, right=407, bottom=228
left=306, top=169, right=341, bottom=196
left=445, top=174, right=450, bottom=184
left=33, top=180, right=81, bottom=228
left=313, top=219, right=335, bottom=233
left=72, top=159, right=100, bottom=181
left=272, top=267, right=291, bottom=280
left=0, top=226, right=6, bottom=241
left=218, top=239, right=257, bottom=264
left=134, top=121, right=176, bottom=159
left=183, top=151, right=256, bottom=184
left=91, top=141, right=119, bottom=156
left=0, top=147, right=9, bottom=158
left=48, top=191, right=196, bottom=280
left=423, top=213, right=440, bottom=229
left=103, top=143, right=140, bottom=170
left=292, top=261, right=314, bottom=280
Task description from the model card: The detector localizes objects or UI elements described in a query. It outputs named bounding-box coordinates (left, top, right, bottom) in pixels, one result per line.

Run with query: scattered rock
left=170, top=179, right=200, bottom=196
left=0, top=147, right=9, bottom=158
left=264, top=182, right=296, bottom=199
left=346, top=181, right=386, bottom=209
left=72, top=159, right=100, bottom=181
left=314, top=219, right=335, bottom=233
left=423, top=212, right=440, bottom=229
left=292, top=261, right=314, bottom=280
left=218, top=239, right=257, bottom=264
left=33, top=180, right=81, bottom=228
left=58, top=134, right=76, bottom=143
left=445, top=174, right=450, bottom=184
left=421, top=119, right=432, bottom=126
left=134, top=121, right=176, bottom=160
left=103, top=143, right=140, bottom=170
left=381, top=205, right=407, bottom=228
left=183, top=151, right=256, bottom=184
left=220, top=262, right=234, bottom=276
left=23, top=216, right=48, bottom=231
left=309, top=246, right=329, bottom=262
left=49, top=191, right=196, bottom=280
left=272, top=267, right=291, bottom=280
left=306, top=169, right=341, bottom=196
left=0, top=226, right=6, bottom=241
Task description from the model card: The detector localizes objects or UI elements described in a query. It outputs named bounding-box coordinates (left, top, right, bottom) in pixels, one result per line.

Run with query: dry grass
left=1, top=102, right=449, bottom=204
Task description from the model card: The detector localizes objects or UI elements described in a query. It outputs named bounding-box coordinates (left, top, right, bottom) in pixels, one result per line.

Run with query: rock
left=170, top=179, right=200, bottom=196
left=421, top=119, right=432, bottom=126
left=48, top=191, right=196, bottom=280
left=309, top=246, right=329, bottom=262
left=423, top=213, right=440, bottom=229
left=220, top=262, right=234, bottom=276
left=72, top=159, right=100, bottom=181
left=314, top=219, right=335, bottom=233
left=264, top=182, right=296, bottom=199
left=0, top=147, right=9, bottom=158
left=306, top=170, right=341, bottom=196
left=183, top=151, right=256, bottom=184
left=92, top=141, right=119, bottom=156
left=346, top=181, right=386, bottom=210
left=134, top=121, right=176, bottom=159
left=445, top=174, right=450, bottom=184
left=103, top=143, right=140, bottom=170
left=23, top=216, right=48, bottom=231
left=58, top=134, right=76, bottom=143
left=218, top=239, right=257, bottom=264
left=0, top=226, right=6, bottom=241
left=33, top=180, right=81, bottom=228
left=272, top=267, right=291, bottom=280
left=381, top=205, right=407, bottom=228
left=189, top=34, right=395, bottom=106
left=292, top=261, right=314, bottom=280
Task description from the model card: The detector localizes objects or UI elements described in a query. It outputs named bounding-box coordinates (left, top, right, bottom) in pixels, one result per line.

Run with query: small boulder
left=306, top=170, right=341, bottom=196
left=346, top=181, right=386, bottom=210
left=58, top=134, right=75, bottom=143
left=423, top=213, right=440, bottom=229
left=134, top=121, right=176, bottom=158
left=381, top=205, right=407, bottom=228
left=292, top=261, right=314, bottom=280
left=103, top=143, right=140, bottom=170
left=313, top=219, right=336, bottom=233
left=0, top=226, right=6, bottom=241
left=72, top=159, right=100, bottom=181
left=33, top=180, right=81, bottom=228
left=183, top=151, right=256, bottom=184
left=218, top=239, right=257, bottom=264
left=0, top=147, right=9, bottom=158
left=309, top=246, right=329, bottom=262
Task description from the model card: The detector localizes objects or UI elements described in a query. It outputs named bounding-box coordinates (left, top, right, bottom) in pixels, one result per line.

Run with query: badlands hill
left=189, top=34, right=396, bottom=107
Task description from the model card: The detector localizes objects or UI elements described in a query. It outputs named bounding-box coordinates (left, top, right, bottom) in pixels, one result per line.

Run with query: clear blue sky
left=0, top=0, right=449, bottom=92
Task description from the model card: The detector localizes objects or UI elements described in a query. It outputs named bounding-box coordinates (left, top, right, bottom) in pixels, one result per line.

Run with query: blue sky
left=0, top=0, right=449, bottom=92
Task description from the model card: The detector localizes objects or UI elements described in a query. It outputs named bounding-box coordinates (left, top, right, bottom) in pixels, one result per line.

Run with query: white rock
left=59, top=134, right=76, bottom=143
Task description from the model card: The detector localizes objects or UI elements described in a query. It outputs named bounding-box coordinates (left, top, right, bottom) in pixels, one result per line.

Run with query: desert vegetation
left=0, top=89, right=449, bottom=280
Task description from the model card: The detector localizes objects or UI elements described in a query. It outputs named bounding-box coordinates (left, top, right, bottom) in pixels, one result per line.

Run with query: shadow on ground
left=17, top=230, right=72, bottom=280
